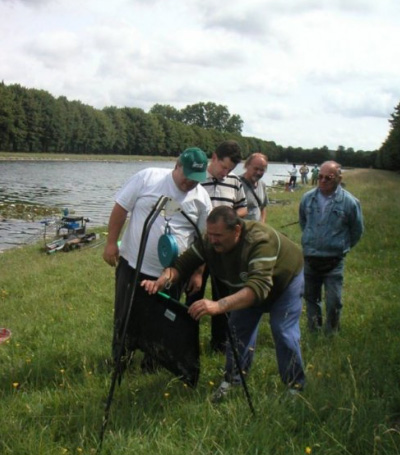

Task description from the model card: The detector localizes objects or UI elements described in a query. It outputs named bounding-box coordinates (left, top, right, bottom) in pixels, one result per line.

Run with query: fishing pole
left=279, top=220, right=299, bottom=229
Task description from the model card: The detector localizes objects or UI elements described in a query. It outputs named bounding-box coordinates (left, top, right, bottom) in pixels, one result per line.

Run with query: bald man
left=299, top=160, right=364, bottom=333
left=240, top=152, right=269, bottom=222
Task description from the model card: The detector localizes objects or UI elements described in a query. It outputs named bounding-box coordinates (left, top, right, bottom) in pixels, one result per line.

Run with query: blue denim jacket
left=299, top=185, right=364, bottom=257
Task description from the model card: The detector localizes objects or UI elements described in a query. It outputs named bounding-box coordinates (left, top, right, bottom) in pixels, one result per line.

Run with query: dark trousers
left=186, top=266, right=229, bottom=352
left=113, top=257, right=182, bottom=362
left=304, top=257, right=344, bottom=332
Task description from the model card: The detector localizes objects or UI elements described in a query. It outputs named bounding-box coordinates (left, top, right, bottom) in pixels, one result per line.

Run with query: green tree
left=377, top=102, right=400, bottom=170
left=38, top=90, right=66, bottom=153
left=122, top=108, right=165, bottom=155
left=103, top=106, right=128, bottom=155
left=181, top=102, right=243, bottom=134
left=150, top=115, right=182, bottom=156
left=0, top=82, right=14, bottom=151
left=149, top=104, right=182, bottom=122
left=225, top=114, right=244, bottom=134
left=8, top=85, right=28, bottom=151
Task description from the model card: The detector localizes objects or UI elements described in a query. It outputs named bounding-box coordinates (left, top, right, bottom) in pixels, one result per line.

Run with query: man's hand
left=102, top=203, right=128, bottom=267
left=185, top=269, right=203, bottom=296
left=141, top=267, right=178, bottom=294
left=103, top=243, right=119, bottom=267
left=141, top=277, right=165, bottom=295
left=188, top=299, right=222, bottom=320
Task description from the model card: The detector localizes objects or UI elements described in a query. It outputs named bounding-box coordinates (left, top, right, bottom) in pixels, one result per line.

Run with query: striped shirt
left=201, top=172, right=247, bottom=211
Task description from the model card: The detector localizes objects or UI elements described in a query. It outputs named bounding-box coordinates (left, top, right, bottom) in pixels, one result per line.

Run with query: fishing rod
left=99, top=195, right=170, bottom=450
left=209, top=274, right=256, bottom=416
left=279, top=220, right=299, bottom=229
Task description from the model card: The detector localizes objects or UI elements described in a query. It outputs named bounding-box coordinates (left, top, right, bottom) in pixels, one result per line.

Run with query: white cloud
left=324, top=88, right=397, bottom=119
left=0, top=0, right=399, bottom=151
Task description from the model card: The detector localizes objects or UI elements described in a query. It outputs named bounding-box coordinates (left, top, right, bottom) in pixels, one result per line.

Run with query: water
left=0, top=159, right=292, bottom=251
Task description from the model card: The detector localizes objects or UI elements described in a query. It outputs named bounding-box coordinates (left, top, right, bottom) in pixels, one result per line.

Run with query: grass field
left=0, top=168, right=399, bottom=455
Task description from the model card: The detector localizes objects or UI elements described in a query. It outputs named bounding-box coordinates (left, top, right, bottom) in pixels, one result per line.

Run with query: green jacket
left=174, top=220, right=303, bottom=306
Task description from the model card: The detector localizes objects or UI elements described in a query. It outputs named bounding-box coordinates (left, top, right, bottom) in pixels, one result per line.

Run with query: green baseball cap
left=180, top=147, right=208, bottom=182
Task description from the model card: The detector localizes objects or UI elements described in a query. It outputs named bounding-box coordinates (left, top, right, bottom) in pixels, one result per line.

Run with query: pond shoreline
left=0, top=152, right=177, bottom=163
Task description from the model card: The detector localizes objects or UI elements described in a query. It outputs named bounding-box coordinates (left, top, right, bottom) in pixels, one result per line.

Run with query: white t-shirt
left=116, top=168, right=212, bottom=277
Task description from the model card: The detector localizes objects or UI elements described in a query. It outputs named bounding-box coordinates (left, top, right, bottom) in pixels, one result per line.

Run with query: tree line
left=0, top=81, right=397, bottom=169
left=375, top=102, right=400, bottom=170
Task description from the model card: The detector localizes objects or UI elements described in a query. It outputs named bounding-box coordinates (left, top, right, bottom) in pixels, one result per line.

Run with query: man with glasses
left=299, top=161, right=364, bottom=333
left=240, top=152, right=269, bottom=222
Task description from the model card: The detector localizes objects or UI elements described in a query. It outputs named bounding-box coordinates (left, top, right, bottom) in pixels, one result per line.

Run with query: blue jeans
left=304, top=258, right=344, bottom=332
left=224, top=272, right=305, bottom=389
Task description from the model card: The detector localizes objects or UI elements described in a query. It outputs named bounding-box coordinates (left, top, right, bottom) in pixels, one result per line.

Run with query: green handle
left=157, top=291, right=186, bottom=308
left=158, top=291, right=171, bottom=300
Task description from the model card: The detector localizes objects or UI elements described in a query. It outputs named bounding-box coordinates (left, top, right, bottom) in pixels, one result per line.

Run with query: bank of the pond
left=1, top=168, right=399, bottom=455
left=0, top=151, right=177, bottom=162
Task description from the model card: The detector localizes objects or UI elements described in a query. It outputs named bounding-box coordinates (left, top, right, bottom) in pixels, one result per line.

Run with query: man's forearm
left=107, top=203, right=128, bottom=243
left=217, top=287, right=256, bottom=313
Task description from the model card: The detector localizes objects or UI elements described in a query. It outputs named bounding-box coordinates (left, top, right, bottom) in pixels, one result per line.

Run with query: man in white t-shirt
left=103, top=148, right=212, bottom=370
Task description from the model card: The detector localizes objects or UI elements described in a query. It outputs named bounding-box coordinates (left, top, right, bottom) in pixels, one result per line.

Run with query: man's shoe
left=288, top=382, right=304, bottom=396
left=211, top=381, right=232, bottom=403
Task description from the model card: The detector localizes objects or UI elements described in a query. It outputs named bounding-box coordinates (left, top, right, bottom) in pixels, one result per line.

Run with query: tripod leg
left=99, top=196, right=170, bottom=449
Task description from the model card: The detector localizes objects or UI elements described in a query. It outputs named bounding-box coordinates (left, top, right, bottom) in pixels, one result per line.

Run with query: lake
left=0, top=159, right=292, bottom=251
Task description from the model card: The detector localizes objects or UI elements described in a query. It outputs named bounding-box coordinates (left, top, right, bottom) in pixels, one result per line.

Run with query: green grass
left=1, top=169, right=400, bottom=454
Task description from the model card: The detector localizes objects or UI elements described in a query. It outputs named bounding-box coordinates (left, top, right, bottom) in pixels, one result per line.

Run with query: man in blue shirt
left=299, top=161, right=364, bottom=333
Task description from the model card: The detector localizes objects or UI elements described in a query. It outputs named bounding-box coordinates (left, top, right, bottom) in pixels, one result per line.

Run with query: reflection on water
left=0, top=160, right=291, bottom=251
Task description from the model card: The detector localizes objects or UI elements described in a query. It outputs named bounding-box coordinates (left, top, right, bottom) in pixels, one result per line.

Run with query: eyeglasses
left=318, top=174, right=336, bottom=181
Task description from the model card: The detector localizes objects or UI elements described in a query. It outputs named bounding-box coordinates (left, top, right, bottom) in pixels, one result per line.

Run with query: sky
left=1, top=0, right=399, bottom=152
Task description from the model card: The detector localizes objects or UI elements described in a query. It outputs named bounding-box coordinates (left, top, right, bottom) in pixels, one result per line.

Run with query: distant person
left=299, top=161, right=364, bottom=333
left=288, top=164, right=298, bottom=189
left=311, top=164, right=319, bottom=185
left=141, top=206, right=306, bottom=400
left=186, top=140, right=247, bottom=353
left=299, top=163, right=310, bottom=185
left=240, top=153, right=269, bottom=222
left=103, top=147, right=212, bottom=371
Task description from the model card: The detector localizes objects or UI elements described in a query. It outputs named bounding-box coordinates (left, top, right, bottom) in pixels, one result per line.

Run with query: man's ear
left=235, top=223, right=242, bottom=238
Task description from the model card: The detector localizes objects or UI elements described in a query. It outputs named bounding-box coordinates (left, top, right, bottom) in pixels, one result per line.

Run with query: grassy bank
left=0, top=169, right=399, bottom=455
left=0, top=151, right=175, bottom=162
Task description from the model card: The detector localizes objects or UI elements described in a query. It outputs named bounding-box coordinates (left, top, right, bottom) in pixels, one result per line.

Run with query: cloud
left=3, top=0, right=52, bottom=5
left=0, top=0, right=399, bottom=150
left=324, top=89, right=397, bottom=119
left=24, top=31, right=82, bottom=69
